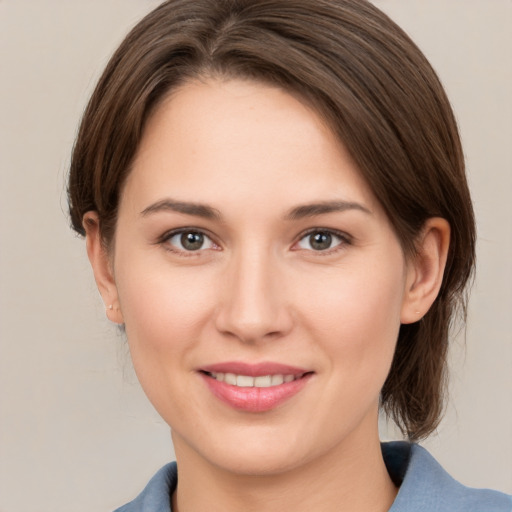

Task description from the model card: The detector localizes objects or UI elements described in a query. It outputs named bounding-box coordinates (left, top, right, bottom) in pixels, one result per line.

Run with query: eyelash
left=157, top=227, right=352, bottom=255
left=293, top=228, right=352, bottom=254
left=157, top=228, right=219, bottom=256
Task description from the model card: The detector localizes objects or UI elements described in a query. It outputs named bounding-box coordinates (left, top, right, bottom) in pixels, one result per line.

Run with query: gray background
left=0, top=1, right=510, bottom=510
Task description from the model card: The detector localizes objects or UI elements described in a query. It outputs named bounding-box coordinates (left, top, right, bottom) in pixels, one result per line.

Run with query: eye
left=164, top=230, right=216, bottom=252
left=296, top=230, right=348, bottom=252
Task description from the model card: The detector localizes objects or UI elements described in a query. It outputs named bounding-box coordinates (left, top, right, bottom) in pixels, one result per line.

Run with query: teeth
left=254, top=375, right=272, bottom=387
left=210, top=372, right=299, bottom=388
left=271, top=374, right=284, bottom=386
left=236, top=375, right=254, bottom=387
left=224, top=373, right=237, bottom=385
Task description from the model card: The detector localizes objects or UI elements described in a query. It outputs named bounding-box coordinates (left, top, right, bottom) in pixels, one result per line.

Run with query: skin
left=85, top=78, right=450, bottom=512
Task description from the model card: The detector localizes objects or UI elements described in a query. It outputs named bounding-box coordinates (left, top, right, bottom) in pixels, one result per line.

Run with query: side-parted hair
left=68, top=0, right=476, bottom=440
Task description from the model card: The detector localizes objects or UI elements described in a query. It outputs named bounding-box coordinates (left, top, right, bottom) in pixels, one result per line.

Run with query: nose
left=214, top=247, right=293, bottom=344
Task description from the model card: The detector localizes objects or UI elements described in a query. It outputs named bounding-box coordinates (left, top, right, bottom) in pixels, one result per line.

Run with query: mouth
left=198, top=362, right=314, bottom=412
left=203, top=371, right=305, bottom=388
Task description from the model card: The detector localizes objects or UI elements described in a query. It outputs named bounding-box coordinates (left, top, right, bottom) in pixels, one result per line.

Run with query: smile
left=207, top=372, right=299, bottom=387
left=199, top=362, right=313, bottom=412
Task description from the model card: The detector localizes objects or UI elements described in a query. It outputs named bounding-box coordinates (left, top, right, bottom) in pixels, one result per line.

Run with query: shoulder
left=113, top=462, right=177, bottom=512
left=383, top=441, right=512, bottom=512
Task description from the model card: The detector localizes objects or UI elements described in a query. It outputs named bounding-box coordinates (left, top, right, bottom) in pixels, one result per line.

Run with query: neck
left=171, top=423, right=397, bottom=512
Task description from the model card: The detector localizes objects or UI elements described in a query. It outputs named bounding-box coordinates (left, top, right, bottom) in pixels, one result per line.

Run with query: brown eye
left=166, top=230, right=215, bottom=252
left=180, top=232, right=204, bottom=251
left=309, top=232, right=332, bottom=251
left=296, top=230, right=348, bottom=252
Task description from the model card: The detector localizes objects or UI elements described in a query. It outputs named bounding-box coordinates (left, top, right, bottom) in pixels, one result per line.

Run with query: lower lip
left=201, top=373, right=312, bottom=413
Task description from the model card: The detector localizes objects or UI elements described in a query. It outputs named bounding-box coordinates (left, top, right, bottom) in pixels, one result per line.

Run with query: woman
left=67, top=0, right=511, bottom=510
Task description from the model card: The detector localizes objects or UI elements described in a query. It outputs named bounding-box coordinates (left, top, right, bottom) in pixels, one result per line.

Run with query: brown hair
left=68, top=0, right=476, bottom=440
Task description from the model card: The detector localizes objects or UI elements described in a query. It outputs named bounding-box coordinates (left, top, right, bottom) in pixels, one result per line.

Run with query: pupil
left=181, top=232, right=204, bottom=251
left=310, top=232, right=332, bottom=251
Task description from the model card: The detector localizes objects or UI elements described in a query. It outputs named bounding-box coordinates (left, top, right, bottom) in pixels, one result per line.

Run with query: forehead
left=124, top=78, right=379, bottom=215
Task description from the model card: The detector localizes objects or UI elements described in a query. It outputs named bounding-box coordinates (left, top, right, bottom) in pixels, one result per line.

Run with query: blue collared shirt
left=114, top=442, right=512, bottom=511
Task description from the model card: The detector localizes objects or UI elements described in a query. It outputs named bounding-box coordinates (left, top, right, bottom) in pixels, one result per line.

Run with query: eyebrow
left=140, top=198, right=371, bottom=221
left=140, top=199, right=222, bottom=220
left=285, top=200, right=372, bottom=220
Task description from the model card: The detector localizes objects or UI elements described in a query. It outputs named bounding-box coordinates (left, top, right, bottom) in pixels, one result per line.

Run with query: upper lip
left=199, top=361, right=311, bottom=377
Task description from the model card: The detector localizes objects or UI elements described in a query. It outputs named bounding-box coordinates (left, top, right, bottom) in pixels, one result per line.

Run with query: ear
left=83, top=212, right=124, bottom=324
left=401, top=217, right=450, bottom=324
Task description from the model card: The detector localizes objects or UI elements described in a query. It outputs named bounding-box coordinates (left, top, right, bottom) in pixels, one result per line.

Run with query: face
left=102, top=78, right=417, bottom=475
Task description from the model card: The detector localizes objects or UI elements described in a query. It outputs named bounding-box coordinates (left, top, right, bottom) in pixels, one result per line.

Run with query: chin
left=172, top=421, right=312, bottom=476
left=171, top=409, right=368, bottom=480
left=211, top=447, right=310, bottom=477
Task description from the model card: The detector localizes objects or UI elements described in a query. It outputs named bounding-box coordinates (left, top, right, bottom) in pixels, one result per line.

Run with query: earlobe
left=83, top=212, right=124, bottom=324
left=401, top=218, right=450, bottom=324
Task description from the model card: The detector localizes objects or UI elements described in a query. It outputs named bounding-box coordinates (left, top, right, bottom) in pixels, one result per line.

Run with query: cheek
left=113, top=258, right=221, bottom=418
left=295, top=257, right=406, bottom=380
left=114, top=257, right=218, bottom=362
left=299, top=262, right=404, bottom=335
